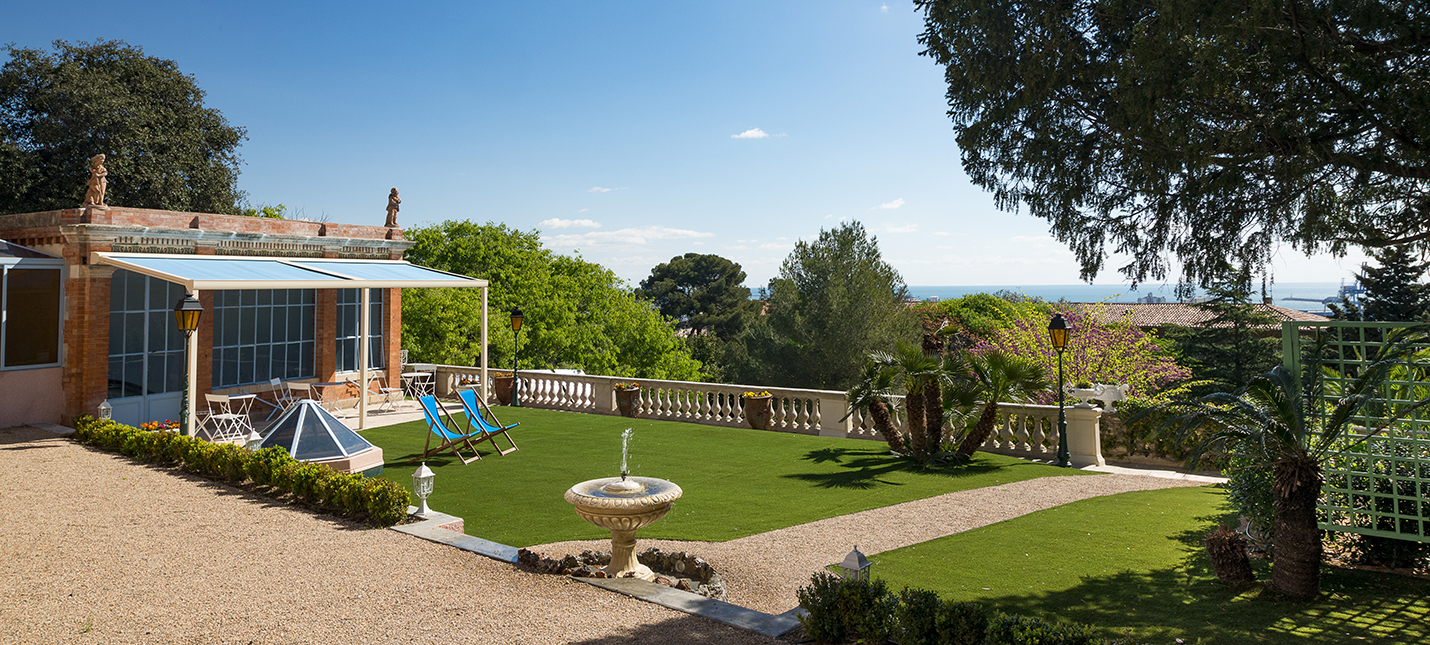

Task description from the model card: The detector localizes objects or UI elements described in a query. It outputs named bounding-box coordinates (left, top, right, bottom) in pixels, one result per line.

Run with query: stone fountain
left=564, top=429, right=682, bottom=580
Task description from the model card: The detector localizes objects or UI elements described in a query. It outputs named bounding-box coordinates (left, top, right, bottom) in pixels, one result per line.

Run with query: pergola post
left=481, top=284, right=489, bottom=403
left=358, top=287, right=370, bottom=429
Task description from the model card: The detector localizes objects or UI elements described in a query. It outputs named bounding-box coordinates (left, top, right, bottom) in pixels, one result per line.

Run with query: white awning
left=91, top=252, right=486, bottom=290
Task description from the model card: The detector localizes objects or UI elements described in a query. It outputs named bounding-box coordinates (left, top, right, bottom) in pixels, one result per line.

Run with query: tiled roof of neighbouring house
left=1075, top=302, right=1330, bottom=329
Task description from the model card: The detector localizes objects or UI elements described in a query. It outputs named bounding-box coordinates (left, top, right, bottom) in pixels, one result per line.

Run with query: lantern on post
left=173, top=293, right=204, bottom=436
left=413, top=462, right=436, bottom=517
left=244, top=429, right=265, bottom=452
left=1048, top=313, right=1071, bottom=468
left=510, top=307, right=524, bottom=407
left=98, top=399, right=113, bottom=421
left=838, top=545, right=872, bottom=581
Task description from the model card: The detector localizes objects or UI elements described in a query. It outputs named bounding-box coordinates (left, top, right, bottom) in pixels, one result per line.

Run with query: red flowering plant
left=139, top=419, right=181, bottom=431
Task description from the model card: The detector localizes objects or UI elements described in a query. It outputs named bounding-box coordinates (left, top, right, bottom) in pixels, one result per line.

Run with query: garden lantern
left=1048, top=313, right=1071, bottom=467
left=838, top=545, right=871, bottom=581
left=413, top=462, right=435, bottom=517
left=244, top=429, right=264, bottom=452
left=510, top=307, right=524, bottom=407
left=98, top=399, right=112, bottom=421
left=173, top=293, right=204, bottom=436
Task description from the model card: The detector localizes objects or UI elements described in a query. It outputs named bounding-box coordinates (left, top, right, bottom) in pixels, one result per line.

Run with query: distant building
left=1081, top=302, right=1328, bottom=334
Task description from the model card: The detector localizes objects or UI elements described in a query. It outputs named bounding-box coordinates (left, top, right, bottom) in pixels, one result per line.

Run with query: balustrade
left=415, top=364, right=1103, bottom=466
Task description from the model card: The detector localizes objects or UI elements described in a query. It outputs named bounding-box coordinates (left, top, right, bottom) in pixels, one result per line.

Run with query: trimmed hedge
left=799, top=573, right=1146, bottom=645
left=72, top=415, right=409, bottom=527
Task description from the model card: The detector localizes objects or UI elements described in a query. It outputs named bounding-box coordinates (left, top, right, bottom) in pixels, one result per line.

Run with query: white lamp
left=838, top=545, right=871, bottom=581
left=413, top=462, right=436, bottom=517
left=245, top=429, right=265, bottom=451
left=98, top=399, right=112, bottom=421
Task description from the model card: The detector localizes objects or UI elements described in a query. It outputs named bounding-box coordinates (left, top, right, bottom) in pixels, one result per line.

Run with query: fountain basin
left=565, top=476, right=682, bottom=580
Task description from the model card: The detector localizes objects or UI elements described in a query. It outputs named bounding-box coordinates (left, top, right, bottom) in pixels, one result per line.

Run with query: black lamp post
left=510, top=307, right=524, bottom=407
left=1048, top=312, right=1070, bottom=467
left=173, top=293, right=204, bottom=436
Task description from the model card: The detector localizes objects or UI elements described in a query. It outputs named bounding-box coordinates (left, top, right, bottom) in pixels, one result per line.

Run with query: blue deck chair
left=409, top=395, right=484, bottom=465
left=455, top=388, right=519, bottom=456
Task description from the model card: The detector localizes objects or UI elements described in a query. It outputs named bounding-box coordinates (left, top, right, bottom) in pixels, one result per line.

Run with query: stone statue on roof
left=385, top=187, right=401, bottom=228
left=83, top=154, right=108, bottom=206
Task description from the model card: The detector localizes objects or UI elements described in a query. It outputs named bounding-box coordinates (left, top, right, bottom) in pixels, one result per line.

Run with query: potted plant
left=742, top=391, right=774, bottom=430
left=614, top=382, right=642, bottom=418
left=1064, top=381, right=1101, bottom=407
left=492, top=371, right=515, bottom=405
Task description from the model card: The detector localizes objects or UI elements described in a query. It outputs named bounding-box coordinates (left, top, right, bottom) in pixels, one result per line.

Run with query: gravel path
left=1, top=425, right=1212, bottom=643
left=0, top=426, right=777, bottom=645
left=532, top=473, right=1211, bottom=614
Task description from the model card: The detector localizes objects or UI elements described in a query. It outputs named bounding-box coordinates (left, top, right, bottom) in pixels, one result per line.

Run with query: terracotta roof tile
left=1077, top=302, right=1329, bottom=329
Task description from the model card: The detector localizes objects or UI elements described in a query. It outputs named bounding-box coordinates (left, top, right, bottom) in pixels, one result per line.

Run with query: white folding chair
left=375, top=374, right=404, bottom=413
left=203, top=394, right=253, bottom=442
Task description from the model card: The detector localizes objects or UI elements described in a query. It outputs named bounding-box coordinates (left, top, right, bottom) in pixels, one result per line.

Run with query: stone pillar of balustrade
left=594, top=379, right=616, bottom=415
left=817, top=396, right=852, bottom=438
left=1064, top=405, right=1106, bottom=467
left=435, top=367, right=452, bottom=397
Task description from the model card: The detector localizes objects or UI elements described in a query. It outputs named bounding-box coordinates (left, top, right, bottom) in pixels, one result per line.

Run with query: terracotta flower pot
left=493, top=375, right=515, bottom=406
left=615, top=388, right=642, bottom=418
left=743, top=395, right=773, bottom=430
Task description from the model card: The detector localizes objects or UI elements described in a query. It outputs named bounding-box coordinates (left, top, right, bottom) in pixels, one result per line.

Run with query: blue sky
left=4, top=0, right=1368, bottom=287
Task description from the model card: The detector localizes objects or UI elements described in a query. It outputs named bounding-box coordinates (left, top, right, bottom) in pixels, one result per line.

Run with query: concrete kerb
left=389, top=507, right=805, bottom=639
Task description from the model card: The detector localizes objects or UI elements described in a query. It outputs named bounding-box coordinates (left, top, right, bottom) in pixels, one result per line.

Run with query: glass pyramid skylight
left=260, top=400, right=375, bottom=461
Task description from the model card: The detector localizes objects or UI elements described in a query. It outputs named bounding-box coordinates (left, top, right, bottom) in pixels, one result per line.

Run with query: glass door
left=108, top=269, right=187, bottom=427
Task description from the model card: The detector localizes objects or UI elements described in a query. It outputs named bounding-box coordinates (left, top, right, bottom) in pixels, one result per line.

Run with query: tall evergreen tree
left=1358, top=246, right=1430, bottom=323
left=730, top=221, right=916, bottom=390
left=1171, top=280, right=1280, bottom=394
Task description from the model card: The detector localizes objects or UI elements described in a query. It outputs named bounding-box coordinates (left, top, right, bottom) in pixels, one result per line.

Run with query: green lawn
left=362, top=406, right=1091, bottom=547
left=871, top=486, right=1430, bottom=644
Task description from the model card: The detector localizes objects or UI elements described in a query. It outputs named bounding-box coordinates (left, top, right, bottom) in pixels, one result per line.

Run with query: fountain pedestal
left=565, top=476, right=683, bottom=580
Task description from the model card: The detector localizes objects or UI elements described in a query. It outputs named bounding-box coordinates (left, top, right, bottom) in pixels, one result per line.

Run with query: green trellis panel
left=1284, top=321, right=1430, bottom=543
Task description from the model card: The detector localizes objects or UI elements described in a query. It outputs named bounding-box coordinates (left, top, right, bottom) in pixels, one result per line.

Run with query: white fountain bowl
left=565, top=476, right=683, bottom=579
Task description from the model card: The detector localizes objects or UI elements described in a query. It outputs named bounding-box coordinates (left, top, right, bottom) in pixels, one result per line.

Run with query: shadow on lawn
left=988, top=557, right=1430, bottom=644
left=783, top=447, right=1006, bottom=490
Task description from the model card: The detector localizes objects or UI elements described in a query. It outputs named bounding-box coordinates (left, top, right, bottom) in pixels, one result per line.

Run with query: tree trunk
left=924, top=380, right=944, bottom=453
left=955, top=401, right=1001, bottom=460
left=1269, top=458, right=1323, bottom=599
left=905, top=389, right=927, bottom=459
left=869, top=399, right=905, bottom=452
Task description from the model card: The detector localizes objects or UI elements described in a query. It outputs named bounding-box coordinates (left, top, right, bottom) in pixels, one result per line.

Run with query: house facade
left=0, top=205, right=487, bottom=429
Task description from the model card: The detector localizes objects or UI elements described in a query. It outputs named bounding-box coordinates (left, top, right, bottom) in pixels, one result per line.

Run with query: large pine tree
left=1171, top=280, right=1280, bottom=393
left=1359, top=246, right=1430, bottom=323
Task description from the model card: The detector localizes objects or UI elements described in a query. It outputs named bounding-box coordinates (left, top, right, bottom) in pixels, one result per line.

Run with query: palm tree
left=950, top=349, right=1050, bottom=461
left=844, top=362, right=905, bottom=453
left=922, top=326, right=948, bottom=453
left=1156, top=335, right=1430, bottom=598
left=871, top=341, right=941, bottom=460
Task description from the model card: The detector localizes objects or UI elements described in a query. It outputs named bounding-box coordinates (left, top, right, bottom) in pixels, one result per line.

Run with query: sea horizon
left=906, top=282, right=1353, bottom=313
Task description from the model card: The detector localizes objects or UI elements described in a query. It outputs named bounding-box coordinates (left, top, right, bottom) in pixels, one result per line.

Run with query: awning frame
left=91, top=252, right=488, bottom=291
left=91, top=251, right=489, bottom=433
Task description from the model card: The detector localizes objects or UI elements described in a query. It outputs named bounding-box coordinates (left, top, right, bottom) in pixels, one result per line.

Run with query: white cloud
left=539, top=218, right=601, bottom=229
left=731, top=128, right=770, bottom=139
left=588, top=186, right=613, bottom=193
left=759, top=242, right=793, bottom=250
left=577, top=208, right=589, bottom=213
left=544, top=226, right=715, bottom=247
left=881, top=4, right=889, bottom=12
left=886, top=224, right=918, bottom=233
left=934, top=231, right=950, bottom=236
left=875, top=198, right=906, bottom=210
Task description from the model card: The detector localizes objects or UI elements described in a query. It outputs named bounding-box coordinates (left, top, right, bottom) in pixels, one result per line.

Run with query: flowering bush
left=743, top=390, right=772, bottom=398
left=974, top=302, right=1189, bottom=405
left=139, top=419, right=180, bottom=431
